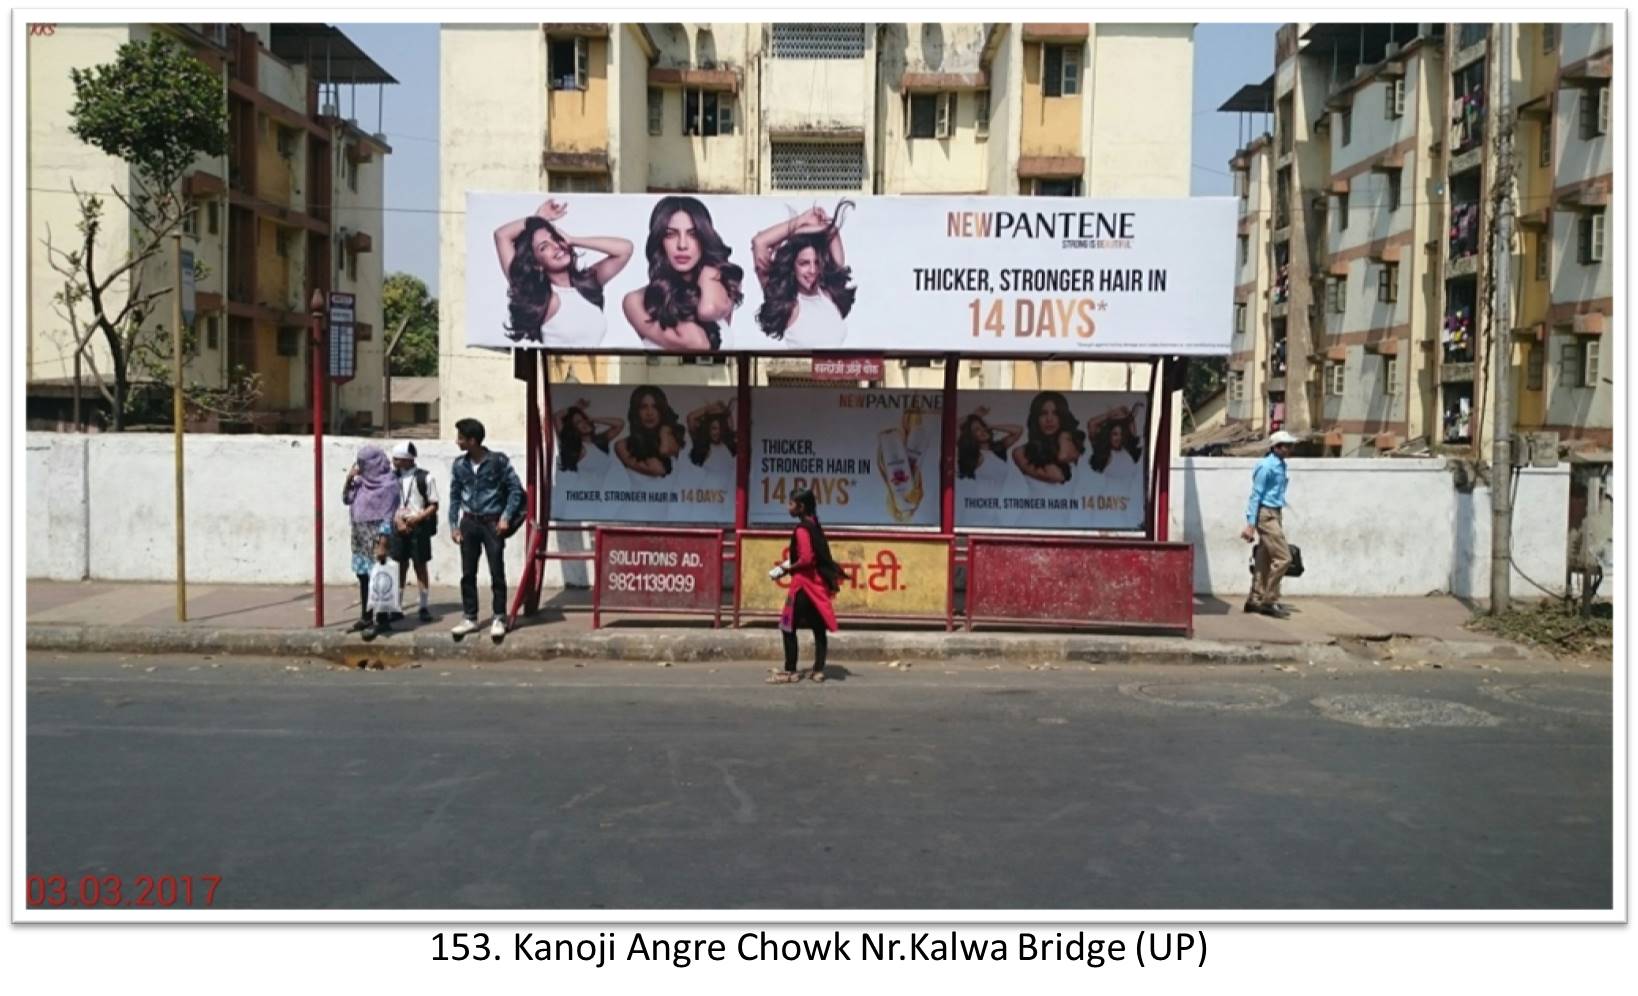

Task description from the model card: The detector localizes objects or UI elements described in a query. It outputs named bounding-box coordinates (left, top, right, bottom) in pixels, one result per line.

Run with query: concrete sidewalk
left=24, top=580, right=1525, bottom=665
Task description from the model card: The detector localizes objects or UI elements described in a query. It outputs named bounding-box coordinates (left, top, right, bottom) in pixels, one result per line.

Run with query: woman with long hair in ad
left=751, top=202, right=857, bottom=349
left=553, top=398, right=624, bottom=479
left=681, top=399, right=738, bottom=498
left=955, top=406, right=1023, bottom=527
left=613, top=385, right=687, bottom=479
left=1081, top=401, right=1148, bottom=526
left=766, top=487, right=841, bottom=684
left=493, top=199, right=633, bottom=346
left=1011, top=391, right=1086, bottom=488
left=621, top=196, right=745, bottom=352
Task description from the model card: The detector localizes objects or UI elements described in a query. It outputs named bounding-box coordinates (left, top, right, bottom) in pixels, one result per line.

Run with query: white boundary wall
left=27, top=434, right=1569, bottom=599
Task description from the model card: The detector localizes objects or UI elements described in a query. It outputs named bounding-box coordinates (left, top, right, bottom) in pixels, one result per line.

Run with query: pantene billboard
left=464, top=193, right=1235, bottom=356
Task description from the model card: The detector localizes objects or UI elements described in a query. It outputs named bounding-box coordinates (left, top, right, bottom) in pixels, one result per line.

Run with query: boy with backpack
left=390, top=441, right=440, bottom=623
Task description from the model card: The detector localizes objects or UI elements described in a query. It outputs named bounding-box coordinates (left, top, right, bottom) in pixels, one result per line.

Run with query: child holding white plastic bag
left=362, top=531, right=402, bottom=641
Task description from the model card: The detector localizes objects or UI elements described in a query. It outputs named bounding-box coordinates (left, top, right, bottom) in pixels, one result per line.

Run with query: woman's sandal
left=808, top=670, right=827, bottom=683
left=765, top=671, right=802, bottom=684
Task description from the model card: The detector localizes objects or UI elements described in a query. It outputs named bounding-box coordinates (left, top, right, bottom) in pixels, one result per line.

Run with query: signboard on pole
left=179, top=249, right=196, bottom=327
left=810, top=355, right=884, bottom=381
left=328, top=291, right=356, bottom=383
left=464, top=192, right=1236, bottom=355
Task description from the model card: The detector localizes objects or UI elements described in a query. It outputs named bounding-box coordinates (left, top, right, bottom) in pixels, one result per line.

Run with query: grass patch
left=1467, top=599, right=1613, bottom=656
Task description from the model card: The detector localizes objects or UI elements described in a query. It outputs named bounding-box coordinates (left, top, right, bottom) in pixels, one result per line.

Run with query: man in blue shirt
left=448, top=417, right=526, bottom=642
left=1241, top=430, right=1298, bottom=618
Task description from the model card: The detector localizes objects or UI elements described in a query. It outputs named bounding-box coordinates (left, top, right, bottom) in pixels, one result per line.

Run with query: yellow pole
left=173, top=233, right=187, bottom=622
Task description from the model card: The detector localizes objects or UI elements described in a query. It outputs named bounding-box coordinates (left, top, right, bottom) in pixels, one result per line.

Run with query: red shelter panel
left=966, top=536, right=1194, bottom=635
left=593, top=528, right=724, bottom=628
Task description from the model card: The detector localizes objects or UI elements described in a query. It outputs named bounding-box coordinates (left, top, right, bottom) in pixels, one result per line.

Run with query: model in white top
left=751, top=202, right=857, bottom=350
left=1081, top=403, right=1148, bottom=530
left=955, top=406, right=1023, bottom=528
left=552, top=399, right=625, bottom=519
left=676, top=400, right=738, bottom=521
left=493, top=199, right=632, bottom=347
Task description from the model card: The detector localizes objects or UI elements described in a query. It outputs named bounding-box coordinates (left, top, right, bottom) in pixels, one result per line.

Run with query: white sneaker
left=451, top=618, right=479, bottom=638
left=490, top=617, right=508, bottom=640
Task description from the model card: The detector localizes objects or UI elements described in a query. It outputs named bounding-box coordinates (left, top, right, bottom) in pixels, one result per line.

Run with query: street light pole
left=172, top=232, right=187, bottom=621
left=1489, top=23, right=1516, bottom=614
left=311, top=287, right=327, bottom=628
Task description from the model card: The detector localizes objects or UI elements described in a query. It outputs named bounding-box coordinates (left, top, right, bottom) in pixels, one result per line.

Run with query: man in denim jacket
left=447, top=417, right=526, bottom=641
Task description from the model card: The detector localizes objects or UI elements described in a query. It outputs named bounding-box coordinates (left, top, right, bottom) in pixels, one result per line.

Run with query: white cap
left=1269, top=430, right=1299, bottom=447
left=391, top=441, right=417, bottom=460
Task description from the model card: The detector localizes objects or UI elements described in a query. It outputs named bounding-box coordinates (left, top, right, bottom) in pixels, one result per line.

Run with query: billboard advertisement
left=465, top=192, right=1235, bottom=356
left=749, top=387, right=943, bottom=528
left=954, top=390, right=1149, bottom=531
left=550, top=385, right=737, bottom=524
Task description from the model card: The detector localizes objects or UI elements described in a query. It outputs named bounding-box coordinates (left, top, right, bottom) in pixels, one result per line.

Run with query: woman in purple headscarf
left=342, top=445, right=399, bottom=631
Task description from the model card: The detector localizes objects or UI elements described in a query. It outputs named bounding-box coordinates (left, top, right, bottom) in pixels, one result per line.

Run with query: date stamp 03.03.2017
left=27, top=874, right=221, bottom=909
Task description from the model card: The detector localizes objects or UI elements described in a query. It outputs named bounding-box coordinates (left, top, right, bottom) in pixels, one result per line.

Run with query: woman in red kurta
left=767, top=487, right=840, bottom=684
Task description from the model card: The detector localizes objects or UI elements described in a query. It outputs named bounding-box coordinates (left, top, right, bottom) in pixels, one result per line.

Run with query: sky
left=337, top=22, right=1279, bottom=297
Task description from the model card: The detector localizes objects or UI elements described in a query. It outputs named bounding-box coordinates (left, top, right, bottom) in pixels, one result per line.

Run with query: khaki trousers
left=1251, top=507, right=1291, bottom=606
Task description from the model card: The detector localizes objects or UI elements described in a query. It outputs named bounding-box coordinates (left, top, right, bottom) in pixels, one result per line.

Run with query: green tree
left=44, top=33, right=243, bottom=430
left=383, top=272, right=439, bottom=377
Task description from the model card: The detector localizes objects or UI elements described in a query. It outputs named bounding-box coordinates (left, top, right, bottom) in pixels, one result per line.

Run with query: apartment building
left=439, top=22, right=1195, bottom=438
left=26, top=22, right=394, bottom=430
left=1219, top=80, right=1274, bottom=430
left=1223, top=21, right=1614, bottom=457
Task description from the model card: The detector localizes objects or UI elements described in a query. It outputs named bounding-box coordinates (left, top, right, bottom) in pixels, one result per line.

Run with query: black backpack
left=412, top=469, right=438, bottom=536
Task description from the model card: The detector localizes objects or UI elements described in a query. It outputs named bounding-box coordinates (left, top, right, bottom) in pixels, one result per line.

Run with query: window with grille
left=1377, top=263, right=1398, bottom=302
left=974, top=90, right=990, bottom=139
left=908, top=92, right=954, bottom=140
left=207, top=200, right=220, bottom=235
left=1579, top=85, right=1608, bottom=139
left=347, top=247, right=358, bottom=281
left=1234, top=169, right=1248, bottom=199
left=1237, top=234, right=1249, bottom=266
left=1386, top=78, right=1405, bottom=119
left=1543, top=23, right=1557, bottom=52
left=770, top=142, right=865, bottom=191
left=1540, top=118, right=1553, bottom=167
left=1339, top=107, right=1352, bottom=145
left=769, top=23, right=866, bottom=59
left=1336, top=190, right=1349, bottom=230
left=1326, top=361, right=1346, bottom=396
left=1582, top=340, right=1600, bottom=387
left=1043, top=43, right=1081, bottom=97
left=182, top=206, right=199, bottom=237
left=1384, top=358, right=1399, bottom=395
left=647, top=88, right=663, bottom=135
left=1535, top=232, right=1550, bottom=280
left=1230, top=370, right=1246, bottom=402
left=1526, top=343, right=1544, bottom=391
left=276, top=327, right=300, bottom=357
left=1235, top=302, right=1247, bottom=334
left=549, top=36, right=588, bottom=90
left=1557, top=340, right=1578, bottom=387
left=685, top=88, right=733, bottom=136
left=1386, top=169, right=1402, bottom=212
left=1578, top=210, right=1605, bottom=263
left=205, top=316, right=220, bottom=351
left=548, top=172, right=611, bottom=193
left=1032, top=178, right=1082, bottom=197
left=1328, top=276, right=1346, bottom=313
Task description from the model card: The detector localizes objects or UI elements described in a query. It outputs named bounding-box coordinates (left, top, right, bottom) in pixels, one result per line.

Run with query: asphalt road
left=25, top=651, right=1613, bottom=911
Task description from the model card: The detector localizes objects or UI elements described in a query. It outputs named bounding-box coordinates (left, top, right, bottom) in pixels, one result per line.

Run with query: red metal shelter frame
left=504, top=350, right=1192, bottom=634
